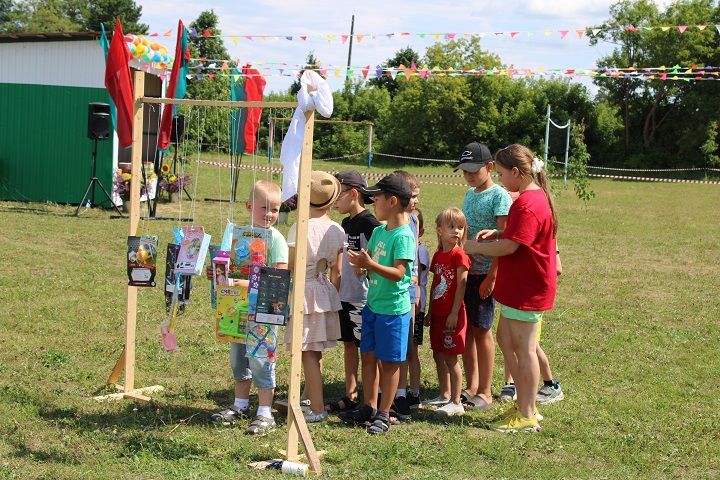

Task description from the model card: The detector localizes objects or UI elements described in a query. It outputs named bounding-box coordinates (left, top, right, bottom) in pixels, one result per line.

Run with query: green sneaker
left=490, top=412, right=541, bottom=433
left=537, top=382, right=564, bottom=405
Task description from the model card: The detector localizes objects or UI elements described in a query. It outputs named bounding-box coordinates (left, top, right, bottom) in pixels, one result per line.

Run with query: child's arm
left=465, top=231, right=519, bottom=257
left=330, top=250, right=342, bottom=291
left=347, top=249, right=408, bottom=282
left=272, top=262, right=288, bottom=270
left=445, top=266, right=468, bottom=330
left=479, top=216, right=507, bottom=298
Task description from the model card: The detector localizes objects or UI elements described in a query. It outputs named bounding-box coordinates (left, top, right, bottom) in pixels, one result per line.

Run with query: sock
left=234, top=398, right=249, bottom=410
left=408, top=389, right=420, bottom=397
left=257, top=405, right=272, bottom=418
left=544, top=380, right=554, bottom=387
left=395, top=388, right=406, bottom=399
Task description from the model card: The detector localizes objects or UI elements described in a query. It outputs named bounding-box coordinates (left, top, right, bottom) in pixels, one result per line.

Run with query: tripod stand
left=75, top=138, right=123, bottom=216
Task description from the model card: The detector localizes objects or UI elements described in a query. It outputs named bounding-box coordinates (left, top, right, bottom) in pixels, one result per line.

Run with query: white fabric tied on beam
left=280, top=70, right=333, bottom=201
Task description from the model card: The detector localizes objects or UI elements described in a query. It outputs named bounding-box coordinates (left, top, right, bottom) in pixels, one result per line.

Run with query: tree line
left=2, top=0, right=719, bottom=170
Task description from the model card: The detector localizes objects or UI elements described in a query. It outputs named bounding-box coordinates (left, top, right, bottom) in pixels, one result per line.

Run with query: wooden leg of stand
left=289, top=404, right=321, bottom=475
left=106, top=347, right=126, bottom=385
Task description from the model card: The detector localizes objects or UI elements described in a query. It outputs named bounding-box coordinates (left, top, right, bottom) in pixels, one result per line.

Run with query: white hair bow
left=531, top=157, right=544, bottom=174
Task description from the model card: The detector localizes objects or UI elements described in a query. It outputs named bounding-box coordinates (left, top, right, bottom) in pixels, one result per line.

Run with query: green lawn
left=1, top=157, right=719, bottom=479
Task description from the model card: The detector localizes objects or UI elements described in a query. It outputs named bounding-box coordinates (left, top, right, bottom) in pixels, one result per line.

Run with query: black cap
left=364, top=174, right=412, bottom=201
left=453, top=141, right=492, bottom=172
left=334, top=171, right=374, bottom=204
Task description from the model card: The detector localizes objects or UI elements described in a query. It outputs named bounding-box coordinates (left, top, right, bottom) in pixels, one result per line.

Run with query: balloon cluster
left=124, top=34, right=173, bottom=71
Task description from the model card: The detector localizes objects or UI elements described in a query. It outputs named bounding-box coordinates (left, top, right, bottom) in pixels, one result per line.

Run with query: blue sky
left=137, top=0, right=671, bottom=94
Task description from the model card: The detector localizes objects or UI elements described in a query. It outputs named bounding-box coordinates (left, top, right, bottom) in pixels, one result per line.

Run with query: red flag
left=105, top=19, right=134, bottom=148
left=242, top=64, right=266, bottom=154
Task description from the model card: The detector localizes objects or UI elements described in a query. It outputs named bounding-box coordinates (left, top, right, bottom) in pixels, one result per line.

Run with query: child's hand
left=445, top=312, right=458, bottom=330
left=479, top=276, right=495, bottom=299
left=347, top=249, right=371, bottom=269
left=423, top=313, right=431, bottom=327
left=476, top=229, right=497, bottom=241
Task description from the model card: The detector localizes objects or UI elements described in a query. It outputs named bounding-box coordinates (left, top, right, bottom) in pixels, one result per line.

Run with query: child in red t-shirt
left=465, top=144, right=558, bottom=433
left=425, top=208, right=471, bottom=417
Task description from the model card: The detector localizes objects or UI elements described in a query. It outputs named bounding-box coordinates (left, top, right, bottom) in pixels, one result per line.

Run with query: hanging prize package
left=127, top=236, right=158, bottom=287
left=215, top=285, right=250, bottom=341
left=175, top=226, right=211, bottom=276
left=165, top=244, right=191, bottom=313
left=226, top=224, right=270, bottom=279
left=248, top=265, right=290, bottom=326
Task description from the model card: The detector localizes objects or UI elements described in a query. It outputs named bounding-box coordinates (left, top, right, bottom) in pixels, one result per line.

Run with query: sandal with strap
left=367, top=415, right=390, bottom=435
left=245, top=415, right=276, bottom=436
left=339, top=404, right=376, bottom=426
left=325, top=395, right=360, bottom=413
left=211, top=405, right=249, bottom=425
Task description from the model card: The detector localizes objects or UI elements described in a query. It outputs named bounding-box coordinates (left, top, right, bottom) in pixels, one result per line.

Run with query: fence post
left=367, top=123, right=374, bottom=167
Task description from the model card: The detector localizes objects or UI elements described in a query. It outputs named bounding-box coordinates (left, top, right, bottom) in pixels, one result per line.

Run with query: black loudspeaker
left=171, top=114, right=186, bottom=143
left=87, top=102, right=111, bottom=140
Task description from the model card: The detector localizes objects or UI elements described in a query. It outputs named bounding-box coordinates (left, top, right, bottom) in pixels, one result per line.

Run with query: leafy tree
left=84, top=0, right=146, bottom=33
left=184, top=10, right=231, bottom=151
left=368, top=46, right=420, bottom=97
left=567, top=123, right=595, bottom=204
left=289, top=51, right=321, bottom=95
left=0, top=0, right=25, bottom=33
left=700, top=121, right=719, bottom=168
left=424, top=37, right=502, bottom=70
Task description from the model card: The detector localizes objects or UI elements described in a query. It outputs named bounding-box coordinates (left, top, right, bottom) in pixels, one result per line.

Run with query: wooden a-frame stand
left=98, top=72, right=322, bottom=474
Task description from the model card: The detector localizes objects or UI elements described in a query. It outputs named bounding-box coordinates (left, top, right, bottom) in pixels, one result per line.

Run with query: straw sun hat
left=309, top=170, right=341, bottom=208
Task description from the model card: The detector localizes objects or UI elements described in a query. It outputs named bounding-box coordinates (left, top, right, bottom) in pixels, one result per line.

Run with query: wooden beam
left=139, top=97, right=297, bottom=109
left=269, top=116, right=372, bottom=126
left=289, top=404, right=321, bottom=474
left=124, top=70, right=145, bottom=394
left=286, top=110, right=317, bottom=464
left=106, top=347, right=125, bottom=385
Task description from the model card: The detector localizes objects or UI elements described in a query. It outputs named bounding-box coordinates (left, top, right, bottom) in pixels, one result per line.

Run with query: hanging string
left=189, top=105, right=203, bottom=224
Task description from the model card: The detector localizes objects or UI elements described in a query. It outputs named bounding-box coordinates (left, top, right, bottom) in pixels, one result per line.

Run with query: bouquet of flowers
left=158, top=162, right=192, bottom=194
left=113, top=169, right=156, bottom=199
left=280, top=194, right=297, bottom=213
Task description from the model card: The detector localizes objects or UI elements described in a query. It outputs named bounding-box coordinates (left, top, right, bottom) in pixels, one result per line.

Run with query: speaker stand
left=76, top=138, right=124, bottom=217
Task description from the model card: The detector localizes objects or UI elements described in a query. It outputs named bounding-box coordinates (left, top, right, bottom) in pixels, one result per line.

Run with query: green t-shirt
left=462, top=184, right=512, bottom=274
left=366, top=224, right=415, bottom=315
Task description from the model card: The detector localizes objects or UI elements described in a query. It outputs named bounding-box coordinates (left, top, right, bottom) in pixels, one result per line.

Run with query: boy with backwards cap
left=342, top=173, right=416, bottom=434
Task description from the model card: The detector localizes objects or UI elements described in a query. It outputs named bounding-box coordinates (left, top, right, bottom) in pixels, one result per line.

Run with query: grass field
left=1, top=157, right=719, bottom=479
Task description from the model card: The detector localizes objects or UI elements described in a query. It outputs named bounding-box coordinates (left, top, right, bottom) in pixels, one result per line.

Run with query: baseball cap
left=334, top=171, right=374, bottom=204
left=453, top=141, right=492, bottom=173
left=364, top=173, right=412, bottom=201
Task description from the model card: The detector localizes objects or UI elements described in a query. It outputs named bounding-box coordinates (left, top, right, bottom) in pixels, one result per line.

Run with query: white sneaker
left=436, top=401, right=465, bottom=417
left=424, top=395, right=450, bottom=407
left=303, top=409, right=328, bottom=423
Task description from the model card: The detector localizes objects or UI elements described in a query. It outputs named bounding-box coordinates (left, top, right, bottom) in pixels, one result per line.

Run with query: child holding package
left=285, top=171, right=345, bottom=423
left=210, top=180, right=288, bottom=436
left=324, top=171, right=381, bottom=414
left=342, top=174, right=416, bottom=435
left=453, top=141, right=511, bottom=410
left=425, top=208, right=471, bottom=416
left=464, top=144, right=558, bottom=433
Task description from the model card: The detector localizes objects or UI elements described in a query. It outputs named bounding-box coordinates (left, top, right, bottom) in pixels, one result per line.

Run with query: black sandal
left=367, top=415, right=390, bottom=435
left=339, top=404, right=375, bottom=425
left=325, top=395, right=359, bottom=413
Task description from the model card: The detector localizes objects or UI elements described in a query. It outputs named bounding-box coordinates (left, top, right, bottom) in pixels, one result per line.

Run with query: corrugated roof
left=0, top=31, right=101, bottom=43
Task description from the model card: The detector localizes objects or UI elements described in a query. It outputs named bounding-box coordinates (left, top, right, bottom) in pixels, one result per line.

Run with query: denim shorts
left=360, top=306, right=410, bottom=362
left=465, top=274, right=496, bottom=330
left=230, top=342, right=276, bottom=389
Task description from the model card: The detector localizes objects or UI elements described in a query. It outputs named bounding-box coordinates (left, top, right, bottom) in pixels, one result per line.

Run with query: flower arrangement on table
left=158, top=162, right=192, bottom=196
left=113, top=169, right=156, bottom=199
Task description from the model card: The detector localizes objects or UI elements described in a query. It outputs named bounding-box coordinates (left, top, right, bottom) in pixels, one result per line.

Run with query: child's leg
left=396, top=308, right=415, bottom=397
left=443, top=354, right=462, bottom=405
left=537, top=343, right=553, bottom=382
left=433, top=351, right=451, bottom=399
left=230, top=342, right=252, bottom=403
left=475, top=326, right=495, bottom=403
left=302, top=350, right=324, bottom=413
left=462, top=333, right=478, bottom=395
left=343, top=342, right=360, bottom=400
left=409, top=343, right=421, bottom=392
left=497, top=316, right=517, bottom=383
left=507, top=317, right=539, bottom=418
left=378, top=360, right=401, bottom=414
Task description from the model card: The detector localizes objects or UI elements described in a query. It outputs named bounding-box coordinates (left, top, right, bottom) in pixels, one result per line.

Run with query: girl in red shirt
left=426, top=208, right=471, bottom=417
left=464, top=144, right=558, bottom=433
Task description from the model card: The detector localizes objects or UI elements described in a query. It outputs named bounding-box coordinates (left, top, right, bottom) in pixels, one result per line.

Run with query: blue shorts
left=360, top=306, right=410, bottom=362
left=465, top=274, right=496, bottom=330
left=230, top=342, right=276, bottom=389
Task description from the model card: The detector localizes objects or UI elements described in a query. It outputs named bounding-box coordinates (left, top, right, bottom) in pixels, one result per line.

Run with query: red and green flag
left=158, top=20, right=190, bottom=152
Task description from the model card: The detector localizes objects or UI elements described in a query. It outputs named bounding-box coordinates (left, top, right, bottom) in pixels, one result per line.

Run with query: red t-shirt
left=430, top=246, right=471, bottom=316
left=494, top=189, right=557, bottom=311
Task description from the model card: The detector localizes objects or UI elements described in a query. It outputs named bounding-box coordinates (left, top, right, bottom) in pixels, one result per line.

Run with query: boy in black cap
left=342, top=174, right=416, bottom=434
left=324, top=171, right=381, bottom=414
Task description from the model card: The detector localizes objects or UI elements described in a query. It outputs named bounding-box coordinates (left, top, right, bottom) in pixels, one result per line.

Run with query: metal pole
left=367, top=123, right=373, bottom=167
left=268, top=118, right=274, bottom=163
left=345, top=15, right=355, bottom=89
left=563, top=122, right=571, bottom=184
left=544, top=104, right=551, bottom=163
